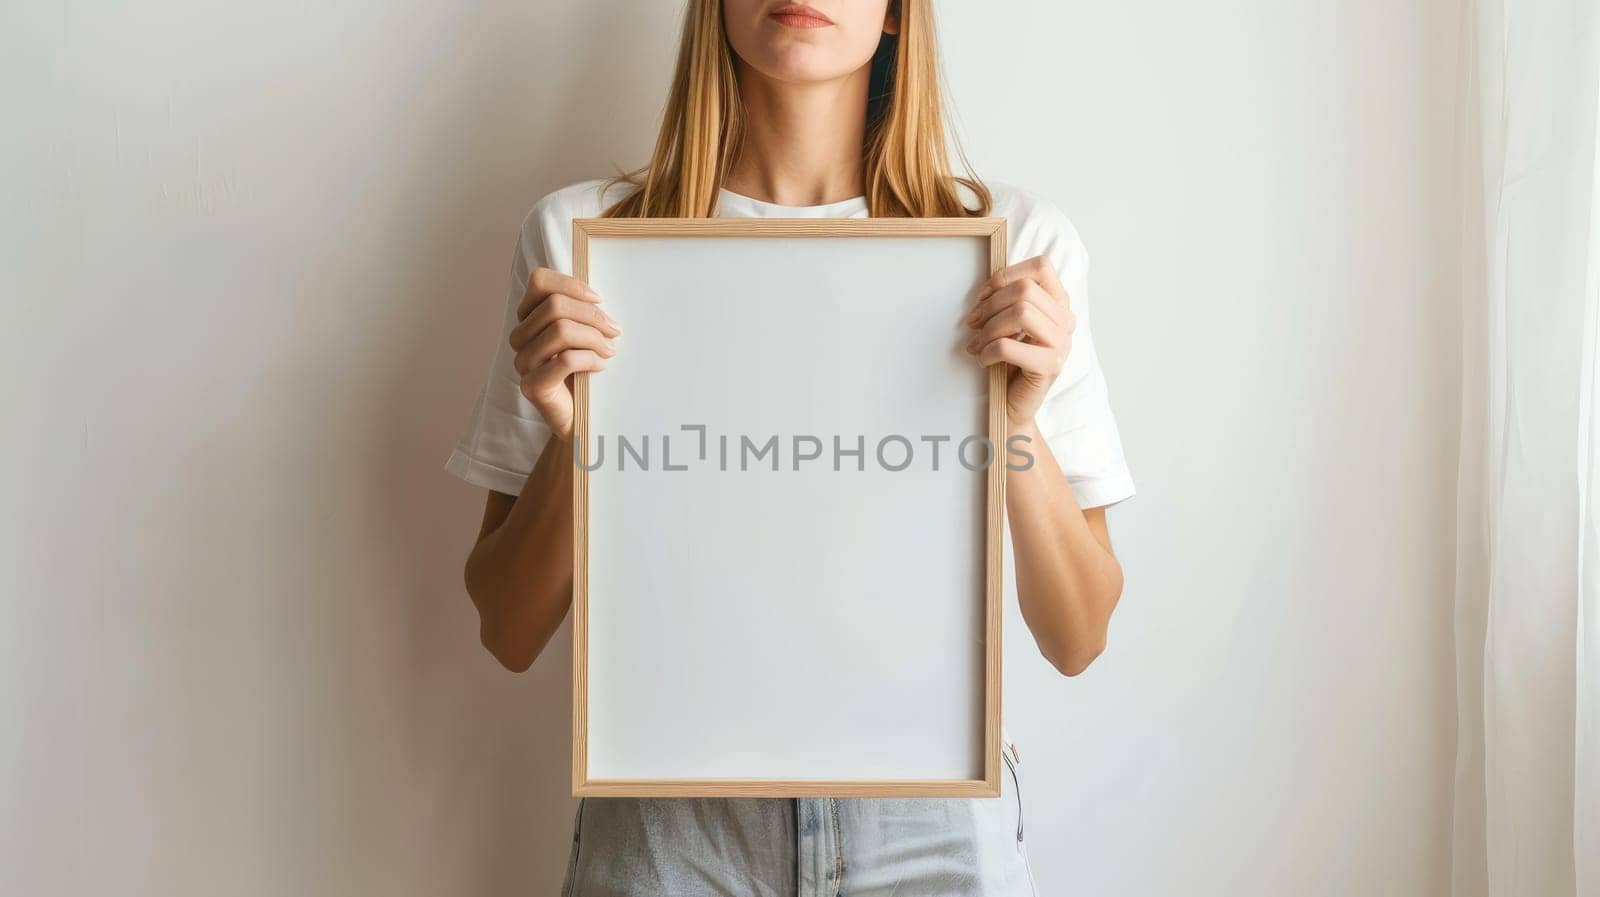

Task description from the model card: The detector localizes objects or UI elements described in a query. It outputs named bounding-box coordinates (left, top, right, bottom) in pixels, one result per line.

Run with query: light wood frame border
left=570, top=217, right=1008, bottom=798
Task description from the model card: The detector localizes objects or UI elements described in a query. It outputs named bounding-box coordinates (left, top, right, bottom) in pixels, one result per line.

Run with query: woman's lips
left=770, top=4, right=833, bottom=28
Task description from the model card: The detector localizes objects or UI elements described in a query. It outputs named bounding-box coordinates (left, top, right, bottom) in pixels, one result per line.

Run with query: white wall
left=940, top=2, right=1462, bottom=894
left=1, top=1, right=1459, bottom=895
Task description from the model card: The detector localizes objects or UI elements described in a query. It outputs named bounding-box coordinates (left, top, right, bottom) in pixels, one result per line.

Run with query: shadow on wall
left=353, top=2, right=662, bottom=893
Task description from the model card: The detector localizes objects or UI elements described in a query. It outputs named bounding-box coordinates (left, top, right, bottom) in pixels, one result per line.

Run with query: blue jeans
left=560, top=742, right=1037, bottom=896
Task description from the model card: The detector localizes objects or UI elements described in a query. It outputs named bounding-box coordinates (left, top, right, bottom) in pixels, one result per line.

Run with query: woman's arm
left=968, top=256, right=1125, bottom=676
left=1006, top=420, right=1123, bottom=675
left=464, top=441, right=575, bottom=672
left=464, top=268, right=619, bottom=672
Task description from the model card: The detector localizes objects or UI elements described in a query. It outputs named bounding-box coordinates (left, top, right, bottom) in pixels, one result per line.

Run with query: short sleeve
left=1021, top=203, right=1136, bottom=509
left=443, top=206, right=563, bottom=496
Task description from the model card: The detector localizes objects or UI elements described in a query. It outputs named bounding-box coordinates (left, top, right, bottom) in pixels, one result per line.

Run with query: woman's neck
left=723, top=63, right=868, bottom=207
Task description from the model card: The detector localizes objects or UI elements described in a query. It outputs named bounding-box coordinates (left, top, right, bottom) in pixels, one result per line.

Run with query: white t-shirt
left=446, top=179, right=1135, bottom=509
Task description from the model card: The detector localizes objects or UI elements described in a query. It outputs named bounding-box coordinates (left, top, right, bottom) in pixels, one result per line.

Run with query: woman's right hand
left=509, top=267, right=621, bottom=438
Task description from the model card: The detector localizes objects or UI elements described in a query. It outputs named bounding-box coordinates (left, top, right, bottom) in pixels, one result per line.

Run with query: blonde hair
left=605, top=0, right=988, bottom=218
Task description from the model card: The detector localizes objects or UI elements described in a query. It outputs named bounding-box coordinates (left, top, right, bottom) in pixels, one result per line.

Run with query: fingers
left=514, top=318, right=616, bottom=376
left=966, top=298, right=1065, bottom=351
left=966, top=277, right=1069, bottom=331
left=519, top=349, right=608, bottom=403
left=509, top=269, right=621, bottom=415
left=511, top=293, right=620, bottom=349
left=518, top=267, right=602, bottom=320
left=974, top=337, right=1060, bottom=377
left=976, top=255, right=1067, bottom=305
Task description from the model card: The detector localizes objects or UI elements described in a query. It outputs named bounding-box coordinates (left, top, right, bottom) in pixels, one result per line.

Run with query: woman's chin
left=742, top=52, right=864, bottom=87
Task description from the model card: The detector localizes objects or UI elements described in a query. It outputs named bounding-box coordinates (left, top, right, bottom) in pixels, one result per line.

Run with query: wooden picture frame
left=571, top=217, right=1008, bottom=798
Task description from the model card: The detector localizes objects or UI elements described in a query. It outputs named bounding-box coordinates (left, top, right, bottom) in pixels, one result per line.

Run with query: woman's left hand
left=964, top=255, right=1076, bottom=426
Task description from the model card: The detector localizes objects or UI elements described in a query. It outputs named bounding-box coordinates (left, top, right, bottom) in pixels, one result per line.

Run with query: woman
left=445, top=1, right=1135, bottom=893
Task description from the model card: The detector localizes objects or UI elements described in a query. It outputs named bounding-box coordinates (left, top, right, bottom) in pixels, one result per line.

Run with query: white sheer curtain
left=1453, top=0, right=1600, bottom=894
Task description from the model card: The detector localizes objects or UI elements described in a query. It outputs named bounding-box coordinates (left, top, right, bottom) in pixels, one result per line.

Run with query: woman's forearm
left=1007, top=419, right=1124, bottom=676
left=463, top=435, right=577, bottom=672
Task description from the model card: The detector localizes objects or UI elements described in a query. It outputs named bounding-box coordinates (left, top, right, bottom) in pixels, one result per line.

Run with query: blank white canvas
left=584, top=234, right=991, bottom=781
